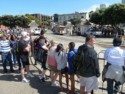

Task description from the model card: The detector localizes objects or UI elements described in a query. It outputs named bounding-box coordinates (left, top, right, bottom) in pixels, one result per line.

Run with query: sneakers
left=22, top=78, right=30, bottom=83
left=39, top=76, right=46, bottom=82
left=27, top=72, right=34, bottom=78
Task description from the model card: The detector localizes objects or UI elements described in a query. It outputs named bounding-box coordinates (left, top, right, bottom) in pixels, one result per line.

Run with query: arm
left=24, top=44, right=31, bottom=52
left=41, top=45, right=48, bottom=51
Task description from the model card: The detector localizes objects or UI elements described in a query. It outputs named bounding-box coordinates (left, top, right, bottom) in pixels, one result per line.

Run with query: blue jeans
left=107, top=79, right=121, bottom=94
left=1, top=52, right=13, bottom=72
left=12, top=51, right=17, bottom=65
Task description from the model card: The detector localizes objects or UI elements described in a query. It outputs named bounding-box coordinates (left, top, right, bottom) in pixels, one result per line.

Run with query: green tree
left=25, top=14, right=40, bottom=25
left=89, top=8, right=106, bottom=25
left=1, top=15, right=15, bottom=28
left=70, top=18, right=81, bottom=26
left=103, top=4, right=125, bottom=26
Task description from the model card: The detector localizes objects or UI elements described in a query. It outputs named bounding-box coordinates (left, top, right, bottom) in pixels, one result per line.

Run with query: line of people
left=0, top=28, right=125, bottom=94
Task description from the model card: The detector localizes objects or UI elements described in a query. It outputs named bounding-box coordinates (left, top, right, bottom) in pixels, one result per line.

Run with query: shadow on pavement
left=0, top=74, right=20, bottom=82
left=29, top=77, right=68, bottom=94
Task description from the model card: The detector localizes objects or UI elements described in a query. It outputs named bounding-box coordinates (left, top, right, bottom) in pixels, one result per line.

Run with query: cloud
left=80, top=3, right=110, bottom=13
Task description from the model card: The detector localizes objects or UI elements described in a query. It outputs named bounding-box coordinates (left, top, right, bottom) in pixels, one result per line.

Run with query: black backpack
left=72, top=46, right=84, bottom=74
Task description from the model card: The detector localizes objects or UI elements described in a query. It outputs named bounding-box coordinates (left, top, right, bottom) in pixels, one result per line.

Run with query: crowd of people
left=0, top=28, right=125, bottom=94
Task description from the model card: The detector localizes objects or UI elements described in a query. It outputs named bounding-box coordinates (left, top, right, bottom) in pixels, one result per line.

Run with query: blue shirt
left=67, top=49, right=78, bottom=74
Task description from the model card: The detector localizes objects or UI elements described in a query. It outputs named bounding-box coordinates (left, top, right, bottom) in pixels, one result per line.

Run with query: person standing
left=77, top=34, right=100, bottom=94
left=38, top=36, right=48, bottom=82
left=0, top=35, right=14, bottom=73
left=47, top=40, right=58, bottom=86
left=67, top=42, right=77, bottom=94
left=18, top=32, right=34, bottom=83
left=104, top=37, right=125, bottom=94
left=55, top=43, right=69, bottom=91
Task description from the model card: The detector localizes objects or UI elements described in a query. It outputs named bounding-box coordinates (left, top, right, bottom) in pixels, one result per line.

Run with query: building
left=122, top=0, right=125, bottom=3
left=58, top=12, right=88, bottom=24
left=100, top=4, right=106, bottom=9
left=31, top=14, right=52, bottom=22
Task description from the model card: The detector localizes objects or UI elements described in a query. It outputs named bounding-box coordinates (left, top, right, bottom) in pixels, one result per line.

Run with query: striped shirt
left=0, top=40, right=11, bottom=52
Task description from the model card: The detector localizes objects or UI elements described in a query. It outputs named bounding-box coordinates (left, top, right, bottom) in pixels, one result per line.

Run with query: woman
left=55, top=43, right=69, bottom=91
left=67, top=42, right=77, bottom=94
left=47, top=40, right=58, bottom=86
left=10, top=35, right=17, bottom=67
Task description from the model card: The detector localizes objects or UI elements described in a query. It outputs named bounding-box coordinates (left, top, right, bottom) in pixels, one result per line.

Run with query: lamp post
left=28, top=20, right=38, bottom=64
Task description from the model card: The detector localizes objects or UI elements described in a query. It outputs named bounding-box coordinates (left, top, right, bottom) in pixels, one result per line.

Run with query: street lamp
left=28, top=20, right=38, bottom=62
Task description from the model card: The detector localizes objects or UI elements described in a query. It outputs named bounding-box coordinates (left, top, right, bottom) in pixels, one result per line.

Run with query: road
left=0, top=30, right=124, bottom=94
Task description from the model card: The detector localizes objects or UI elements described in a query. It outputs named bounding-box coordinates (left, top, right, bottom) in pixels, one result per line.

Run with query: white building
left=58, top=12, right=87, bottom=24
left=122, top=0, right=125, bottom=3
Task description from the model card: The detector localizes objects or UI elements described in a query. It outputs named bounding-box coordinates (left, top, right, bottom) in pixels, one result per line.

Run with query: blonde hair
left=50, top=40, right=58, bottom=47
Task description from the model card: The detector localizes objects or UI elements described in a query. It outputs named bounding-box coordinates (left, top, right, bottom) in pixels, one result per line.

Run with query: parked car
left=34, top=28, right=41, bottom=35
left=84, top=29, right=102, bottom=37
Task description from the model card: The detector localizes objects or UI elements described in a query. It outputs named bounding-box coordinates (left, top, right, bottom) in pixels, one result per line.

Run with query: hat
left=39, top=36, right=46, bottom=40
left=21, top=31, right=28, bottom=37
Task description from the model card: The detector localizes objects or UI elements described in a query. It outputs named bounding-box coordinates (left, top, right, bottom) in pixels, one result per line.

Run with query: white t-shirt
left=55, top=51, right=67, bottom=70
left=104, top=47, right=125, bottom=66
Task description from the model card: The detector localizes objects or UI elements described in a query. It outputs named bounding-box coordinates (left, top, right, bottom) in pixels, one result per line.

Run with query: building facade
left=58, top=12, right=88, bottom=24
left=122, top=0, right=125, bottom=3
left=31, top=14, right=52, bottom=22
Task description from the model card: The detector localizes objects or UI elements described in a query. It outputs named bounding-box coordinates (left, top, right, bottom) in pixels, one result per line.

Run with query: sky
left=0, top=0, right=121, bottom=16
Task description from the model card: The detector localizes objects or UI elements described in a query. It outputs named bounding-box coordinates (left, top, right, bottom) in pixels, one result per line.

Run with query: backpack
left=72, top=46, right=84, bottom=74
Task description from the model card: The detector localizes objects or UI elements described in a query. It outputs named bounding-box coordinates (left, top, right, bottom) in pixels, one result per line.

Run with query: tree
left=70, top=18, right=81, bottom=26
left=89, top=8, right=106, bottom=25
left=25, top=14, right=40, bottom=25
left=103, top=4, right=125, bottom=26
left=89, top=4, right=125, bottom=26
left=1, top=15, right=15, bottom=28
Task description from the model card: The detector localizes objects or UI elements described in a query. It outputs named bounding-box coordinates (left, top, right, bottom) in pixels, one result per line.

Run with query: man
left=104, top=37, right=125, bottom=94
left=38, top=36, right=48, bottom=82
left=18, top=31, right=34, bottom=83
left=0, top=35, right=14, bottom=73
left=77, top=34, right=100, bottom=94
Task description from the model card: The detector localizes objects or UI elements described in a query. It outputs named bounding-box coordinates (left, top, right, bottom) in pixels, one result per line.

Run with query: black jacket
left=77, top=44, right=100, bottom=77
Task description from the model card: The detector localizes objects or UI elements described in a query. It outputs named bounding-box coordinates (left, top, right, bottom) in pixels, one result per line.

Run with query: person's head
left=85, top=34, right=96, bottom=46
left=113, top=37, right=122, bottom=46
left=10, top=35, right=16, bottom=41
left=40, top=29, right=46, bottom=35
left=50, top=40, right=58, bottom=47
left=68, top=42, right=75, bottom=51
left=39, top=36, right=46, bottom=43
left=21, top=31, right=28, bottom=39
left=2, top=35, right=7, bottom=40
left=56, top=43, right=63, bottom=52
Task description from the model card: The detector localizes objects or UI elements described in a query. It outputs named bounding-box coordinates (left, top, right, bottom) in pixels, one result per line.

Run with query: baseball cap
left=39, top=36, right=46, bottom=40
left=21, top=31, right=28, bottom=37
left=113, top=37, right=122, bottom=46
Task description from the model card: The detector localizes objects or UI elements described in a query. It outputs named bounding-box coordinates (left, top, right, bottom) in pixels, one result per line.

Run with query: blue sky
left=0, top=0, right=121, bottom=16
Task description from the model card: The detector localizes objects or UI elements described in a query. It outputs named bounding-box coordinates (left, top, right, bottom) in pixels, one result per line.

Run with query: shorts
left=41, top=56, right=47, bottom=70
left=48, top=65, right=58, bottom=72
left=60, top=67, right=68, bottom=74
left=20, top=57, right=30, bottom=68
left=80, top=76, right=99, bottom=92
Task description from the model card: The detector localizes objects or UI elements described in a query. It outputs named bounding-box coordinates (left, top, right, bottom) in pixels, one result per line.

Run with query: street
left=0, top=30, right=124, bottom=94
